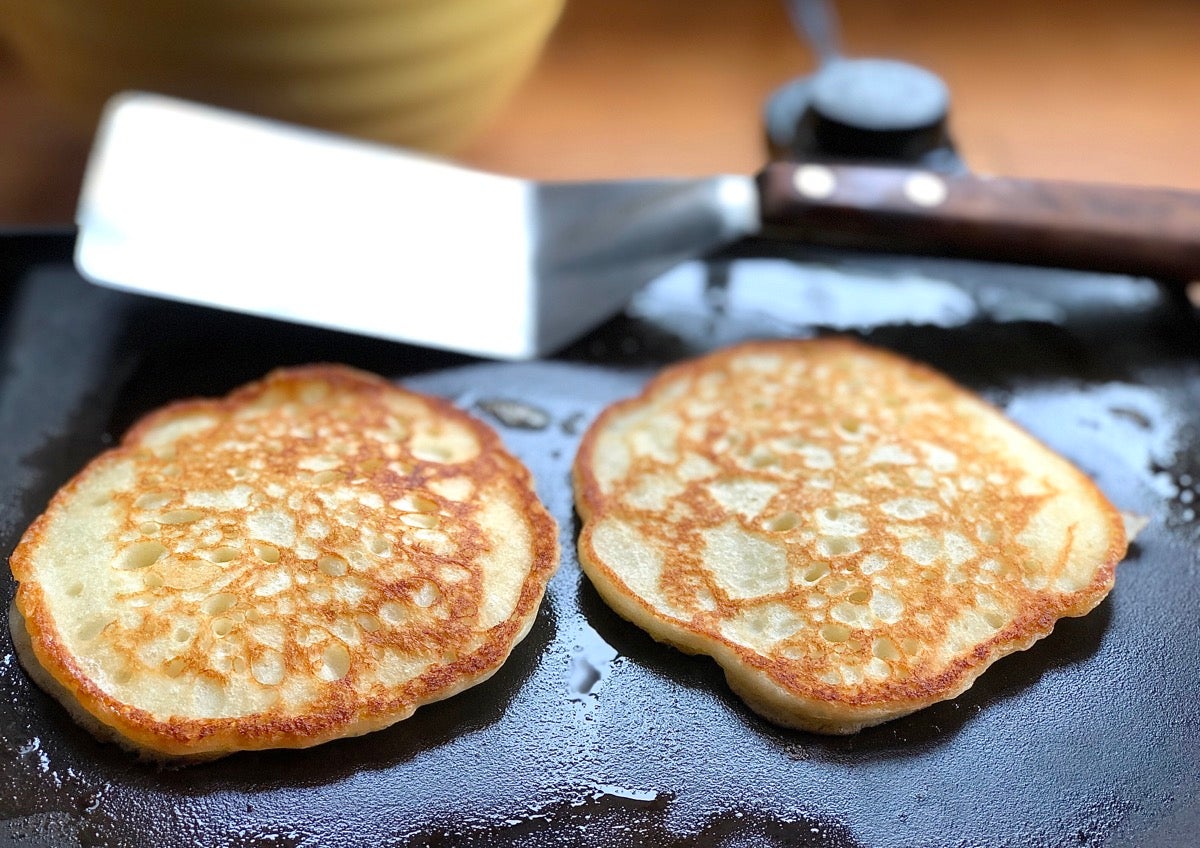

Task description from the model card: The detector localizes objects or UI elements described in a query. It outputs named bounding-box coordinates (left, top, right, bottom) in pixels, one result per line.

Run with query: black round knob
left=764, top=56, right=958, bottom=168
left=811, top=58, right=949, bottom=132
left=809, top=58, right=951, bottom=161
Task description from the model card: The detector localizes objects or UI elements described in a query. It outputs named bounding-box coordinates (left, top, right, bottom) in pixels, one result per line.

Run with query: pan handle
left=755, top=162, right=1200, bottom=280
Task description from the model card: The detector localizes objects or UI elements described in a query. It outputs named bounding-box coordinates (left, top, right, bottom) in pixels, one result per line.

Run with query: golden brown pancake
left=573, top=338, right=1126, bottom=733
left=9, top=365, right=558, bottom=760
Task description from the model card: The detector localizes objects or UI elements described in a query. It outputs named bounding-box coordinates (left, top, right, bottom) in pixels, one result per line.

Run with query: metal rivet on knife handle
left=903, top=172, right=948, bottom=207
left=793, top=164, right=837, bottom=200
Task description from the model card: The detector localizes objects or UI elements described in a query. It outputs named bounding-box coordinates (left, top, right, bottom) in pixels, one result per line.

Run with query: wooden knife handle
left=755, top=161, right=1200, bottom=280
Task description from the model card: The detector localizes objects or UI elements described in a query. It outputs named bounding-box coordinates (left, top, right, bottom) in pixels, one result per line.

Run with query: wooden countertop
left=2, top=0, right=1198, bottom=225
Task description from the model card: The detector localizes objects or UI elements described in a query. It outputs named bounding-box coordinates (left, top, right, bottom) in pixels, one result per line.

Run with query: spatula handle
left=755, top=161, right=1200, bottom=280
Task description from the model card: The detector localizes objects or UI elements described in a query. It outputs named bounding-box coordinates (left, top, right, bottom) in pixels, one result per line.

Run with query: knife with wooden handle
left=76, top=94, right=1200, bottom=361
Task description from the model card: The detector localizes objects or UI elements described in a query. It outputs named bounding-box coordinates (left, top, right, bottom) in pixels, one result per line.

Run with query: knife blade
left=75, top=92, right=1200, bottom=360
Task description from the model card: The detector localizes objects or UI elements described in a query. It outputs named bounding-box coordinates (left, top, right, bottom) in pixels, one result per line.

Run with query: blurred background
left=1, top=0, right=1197, bottom=226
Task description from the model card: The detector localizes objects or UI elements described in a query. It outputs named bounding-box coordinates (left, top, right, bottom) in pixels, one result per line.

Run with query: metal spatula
left=76, top=93, right=1200, bottom=360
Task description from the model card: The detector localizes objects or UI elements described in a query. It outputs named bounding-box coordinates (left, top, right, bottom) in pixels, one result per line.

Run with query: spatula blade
left=75, top=93, right=757, bottom=359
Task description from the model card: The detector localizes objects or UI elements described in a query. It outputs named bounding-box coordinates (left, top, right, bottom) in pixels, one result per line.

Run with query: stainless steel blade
left=75, top=93, right=759, bottom=360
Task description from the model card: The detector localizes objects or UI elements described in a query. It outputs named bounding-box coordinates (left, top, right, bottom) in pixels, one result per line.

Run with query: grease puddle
left=566, top=624, right=619, bottom=714
left=476, top=398, right=552, bottom=431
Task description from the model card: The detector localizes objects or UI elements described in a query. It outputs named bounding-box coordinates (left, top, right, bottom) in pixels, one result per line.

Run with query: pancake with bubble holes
left=9, top=364, right=558, bottom=761
left=572, top=338, right=1127, bottom=734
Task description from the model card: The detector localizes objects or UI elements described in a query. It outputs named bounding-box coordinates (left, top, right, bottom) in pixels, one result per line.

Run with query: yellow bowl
left=1, top=0, right=563, bottom=152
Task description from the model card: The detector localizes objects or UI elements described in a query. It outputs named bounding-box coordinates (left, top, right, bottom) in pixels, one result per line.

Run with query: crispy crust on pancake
left=573, top=339, right=1126, bottom=733
left=10, top=365, right=558, bottom=759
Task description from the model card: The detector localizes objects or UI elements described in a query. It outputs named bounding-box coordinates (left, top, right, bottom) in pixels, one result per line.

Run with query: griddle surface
left=1, top=234, right=1196, bottom=847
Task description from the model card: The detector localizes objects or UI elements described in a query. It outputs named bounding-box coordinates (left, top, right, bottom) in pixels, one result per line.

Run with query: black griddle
left=1, top=231, right=1197, bottom=847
